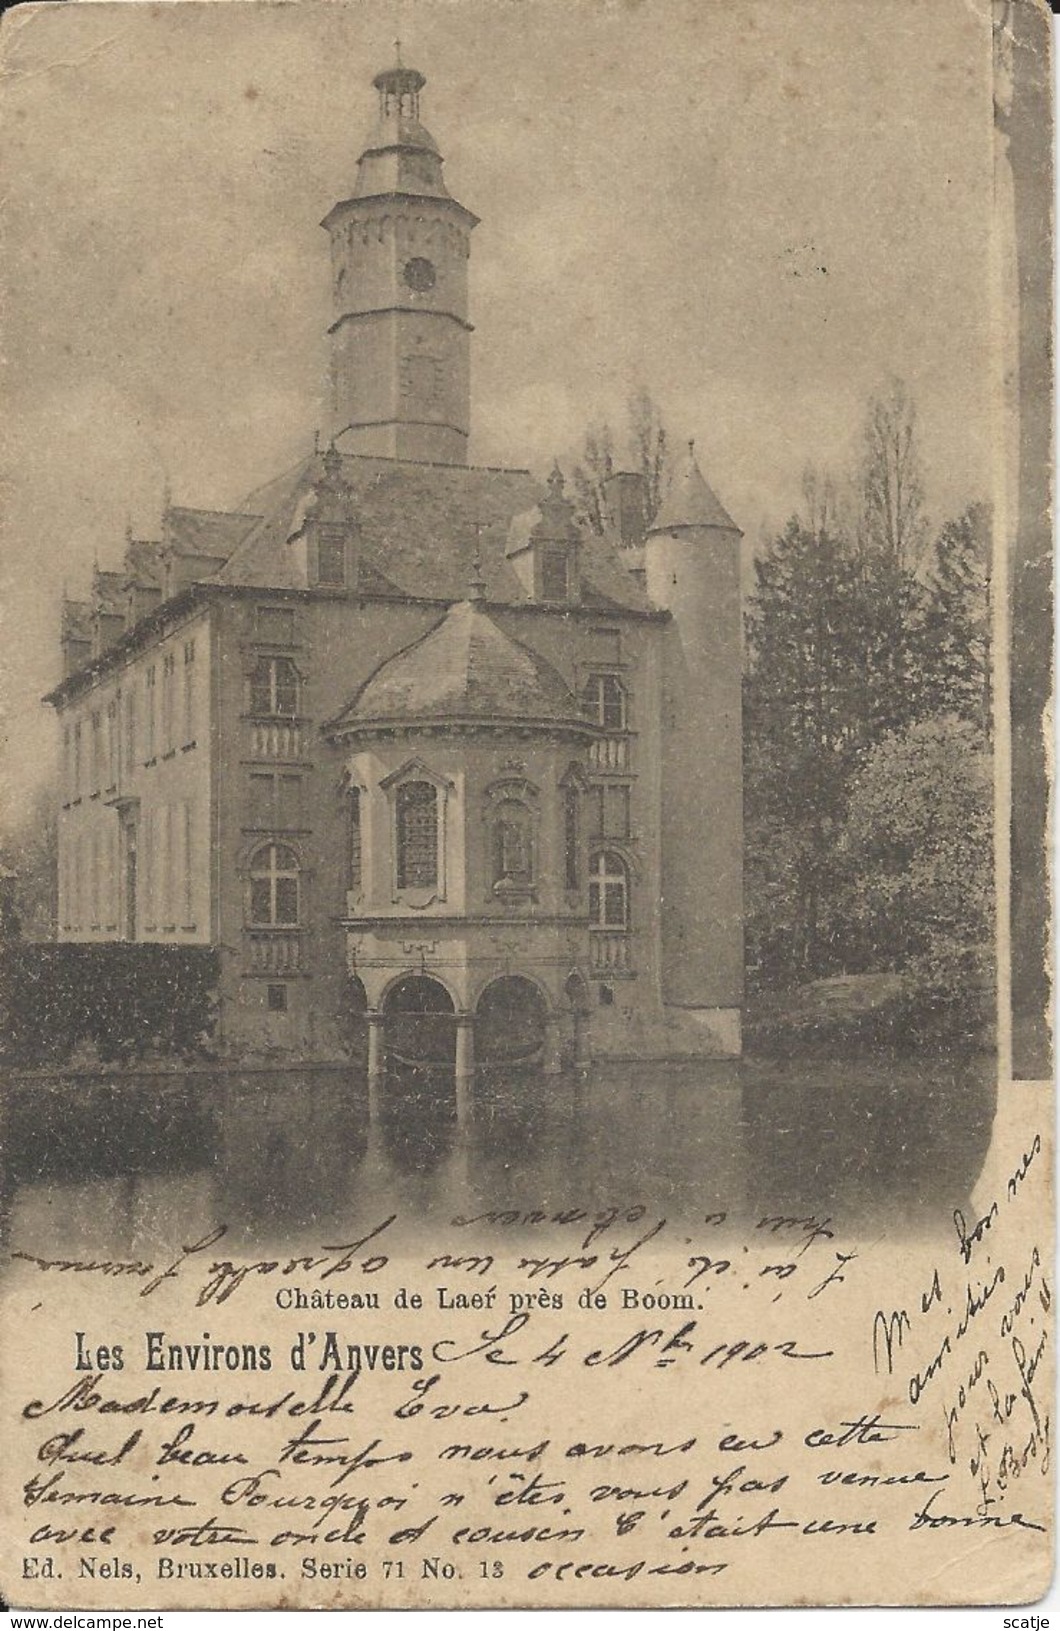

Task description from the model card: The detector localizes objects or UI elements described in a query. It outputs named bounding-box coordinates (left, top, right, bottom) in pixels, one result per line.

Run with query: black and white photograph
left=0, top=0, right=1051, bottom=1611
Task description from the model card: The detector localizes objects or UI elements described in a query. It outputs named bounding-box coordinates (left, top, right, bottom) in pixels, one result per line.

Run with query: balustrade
left=246, top=929, right=302, bottom=972
left=248, top=719, right=304, bottom=760
left=588, top=735, right=629, bottom=773
left=590, top=931, right=632, bottom=973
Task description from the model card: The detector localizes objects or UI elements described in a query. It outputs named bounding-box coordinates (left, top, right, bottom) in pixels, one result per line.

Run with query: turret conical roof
left=649, top=440, right=740, bottom=535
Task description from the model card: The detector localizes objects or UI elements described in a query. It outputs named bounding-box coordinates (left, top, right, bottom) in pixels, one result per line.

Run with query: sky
left=0, top=0, right=995, bottom=823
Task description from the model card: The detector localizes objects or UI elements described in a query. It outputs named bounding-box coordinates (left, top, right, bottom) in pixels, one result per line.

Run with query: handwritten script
left=2, top=1146, right=1051, bottom=1608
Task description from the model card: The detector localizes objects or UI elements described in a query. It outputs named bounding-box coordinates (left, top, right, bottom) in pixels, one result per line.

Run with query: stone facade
left=45, top=60, right=744, bottom=1072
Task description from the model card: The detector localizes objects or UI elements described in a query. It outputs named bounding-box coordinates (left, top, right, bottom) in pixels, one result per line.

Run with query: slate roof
left=328, top=599, right=591, bottom=735
left=124, top=539, right=164, bottom=586
left=649, top=442, right=741, bottom=535
left=61, top=600, right=93, bottom=643
left=92, top=569, right=126, bottom=615
left=216, top=453, right=654, bottom=614
left=164, top=506, right=262, bottom=558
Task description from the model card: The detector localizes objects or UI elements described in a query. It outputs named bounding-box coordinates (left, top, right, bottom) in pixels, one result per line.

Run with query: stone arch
left=475, top=974, right=548, bottom=1065
left=379, top=970, right=458, bottom=1016
left=381, top=973, right=457, bottom=1072
left=380, top=973, right=457, bottom=1148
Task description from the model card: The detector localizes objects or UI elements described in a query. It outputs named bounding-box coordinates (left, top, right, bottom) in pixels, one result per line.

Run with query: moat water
left=1, top=1053, right=996, bottom=1256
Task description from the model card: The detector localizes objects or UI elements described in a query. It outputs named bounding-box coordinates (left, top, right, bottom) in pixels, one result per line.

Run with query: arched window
left=589, top=850, right=629, bottom=930
left=249, top=842, right=300, bottom=926
left=346, top=786, right=362, bottom=894
left=250, top=656, right=298, bottom=717
left=582, top=673, right=626, bottom=730
left=563, top=782, right=580, bottom=889
left=396, top=781, right=438, bottom=890
left=492, top=800, right=533, bottom=891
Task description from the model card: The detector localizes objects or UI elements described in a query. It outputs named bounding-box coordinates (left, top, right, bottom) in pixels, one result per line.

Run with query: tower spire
left=321, top=60, right=479, bottom=464
left=468, top=545, right=487, bottom=602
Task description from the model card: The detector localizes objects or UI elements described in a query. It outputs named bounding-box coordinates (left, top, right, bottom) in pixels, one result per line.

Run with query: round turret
left=645, top=437, right=743, bottom=1049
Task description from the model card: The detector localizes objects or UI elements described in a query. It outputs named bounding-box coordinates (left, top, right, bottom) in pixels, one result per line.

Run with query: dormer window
left=317, top=527, right=347, bottom=586
left=540, top=547, right=570, bottom=603
left=306, top=446, right=358, bottom=590
left=506, top=464, right=582, bottom=606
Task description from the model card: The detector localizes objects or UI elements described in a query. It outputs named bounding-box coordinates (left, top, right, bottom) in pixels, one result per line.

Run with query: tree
left=911, top=502, right=991, bottom=734
left=743, top=386, right=991, bottom=996
left=744, top=515, right=863, bottom=980
left=856, top=378, right=928, bottom=575
left=839, top=716, right=994, bottom=1005
left=627, top=386, right=668, bottom=522
left=570, top=388, right=668, bottom=534
left=0, top=784, right=58, bottom=941
left=570, top=422, right=614, bottom=536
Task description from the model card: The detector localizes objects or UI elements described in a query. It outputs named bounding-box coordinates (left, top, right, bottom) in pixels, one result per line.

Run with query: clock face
left=403, top=256, right=437, bottom=294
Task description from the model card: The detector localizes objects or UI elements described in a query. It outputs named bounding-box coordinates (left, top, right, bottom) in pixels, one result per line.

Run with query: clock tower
left=323, top=61, right=478, bottom=465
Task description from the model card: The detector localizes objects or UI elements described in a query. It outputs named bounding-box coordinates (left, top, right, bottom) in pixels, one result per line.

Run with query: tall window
left=90, top=712, right=102, bottom=792
left=89, top=830, right=100, bottom=928
left=106, top=698, right=118, bottom=788
left=162, top=654, right=176, bottom=752
left=181, top=802, right=194, bottom=926
left=124, top=687, right=137, bottom=772
left=73, top=723, right=82, bottom=798
left=317, top=527, right=346, bottom=586
left=159, top=804, right=173, bottom=927
left=182, top=640, right=196, bottom=745
left=142, top=809, right=155, bottom=929
left=582, top=673, right=626, bottom=730
left=347, top=786, right=362, bottom=893
left=492, top=800, right=533, bottom=891
left=145, top=666, right=157, bottom=759
left=250, top=656, right=298, bottom=717
left=564, top=783, right=580, bottom=889
left=589, top=850, right=629, bottom=930
left=249, top=842, right=300, bottom=926
left=540, top=547, right=569, bottom=603
left=396, top=781, right=438, bottom=890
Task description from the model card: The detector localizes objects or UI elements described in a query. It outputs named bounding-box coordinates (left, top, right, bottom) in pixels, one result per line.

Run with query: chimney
left=92, top=569, right=127, bottom=656
left=60, top=600, right=93, bottom=677
left=602, top=470, right=650, bottom=547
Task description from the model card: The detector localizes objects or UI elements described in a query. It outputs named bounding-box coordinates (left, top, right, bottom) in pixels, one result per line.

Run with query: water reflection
left=1, top=1052, right=997, bottom=1258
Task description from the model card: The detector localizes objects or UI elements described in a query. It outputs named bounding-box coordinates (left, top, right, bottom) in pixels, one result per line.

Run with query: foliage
left=856, top=377, right=928, bottom=574
left=0, top=784, right=58, bottom=941
left=570, top=387, right=669, bottom=533
left=0, top=942, right=220, bottom=1067
left=909, top=502, right=991, bottom=730
left=839, top=716, right=994, bottom=998
left=743, top=517, right=863, bottom=980
left=744, top=379, right=993, bottom=1022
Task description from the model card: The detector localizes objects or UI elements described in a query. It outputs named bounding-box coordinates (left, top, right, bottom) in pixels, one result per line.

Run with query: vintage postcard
left=0, top=0, right=1052, bottom=1611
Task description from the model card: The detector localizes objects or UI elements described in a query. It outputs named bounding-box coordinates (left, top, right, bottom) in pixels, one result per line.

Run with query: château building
left=46, top=61, right=744, bottom=1095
